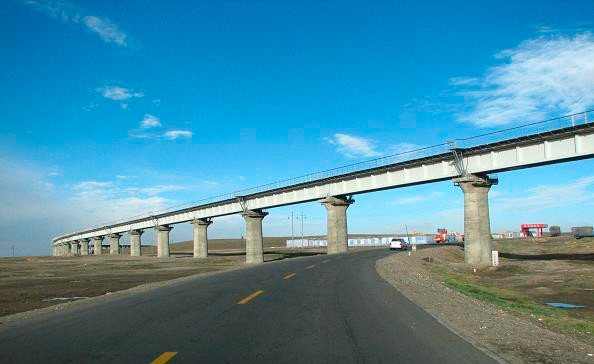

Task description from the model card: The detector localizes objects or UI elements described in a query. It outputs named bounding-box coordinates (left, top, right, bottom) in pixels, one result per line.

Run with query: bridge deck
left=53, top=121, right=594, bottom=245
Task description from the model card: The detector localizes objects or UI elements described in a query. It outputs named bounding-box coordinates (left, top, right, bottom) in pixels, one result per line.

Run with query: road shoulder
left=376, top=249, right=594, bottom=364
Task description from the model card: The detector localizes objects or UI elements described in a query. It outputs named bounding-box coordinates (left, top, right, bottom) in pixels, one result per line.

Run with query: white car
left=389, top=238, right=408, bottom=251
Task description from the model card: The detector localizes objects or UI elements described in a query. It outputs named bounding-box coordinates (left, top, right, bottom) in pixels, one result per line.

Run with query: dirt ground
left=0, top=240, right=324, bottom=318
left=377, top=237, right=594, bottom=364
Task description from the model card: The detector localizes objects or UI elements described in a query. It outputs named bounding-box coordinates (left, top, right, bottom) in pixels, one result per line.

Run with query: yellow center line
left=238, top=290, right=264, bottom=304
left=306, top=265, right=315, bottom=269
left=283, top=272, right=297, bottom=280
left=150, top=352, right=177, bottom=364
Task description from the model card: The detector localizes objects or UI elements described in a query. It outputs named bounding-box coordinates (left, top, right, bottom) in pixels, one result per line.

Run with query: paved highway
left=0, top=249, right=500, bottom=363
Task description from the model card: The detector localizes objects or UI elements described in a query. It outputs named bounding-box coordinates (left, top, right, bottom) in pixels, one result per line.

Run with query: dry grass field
left=0, top=238, right=325, bottom=318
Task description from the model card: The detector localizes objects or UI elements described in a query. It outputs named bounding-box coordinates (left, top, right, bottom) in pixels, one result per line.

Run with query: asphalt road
left=0, top=249, right=500, bottom=364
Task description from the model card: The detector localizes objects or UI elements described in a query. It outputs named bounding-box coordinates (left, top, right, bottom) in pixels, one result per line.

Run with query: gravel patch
left=376, top=249, right=594, bottom=364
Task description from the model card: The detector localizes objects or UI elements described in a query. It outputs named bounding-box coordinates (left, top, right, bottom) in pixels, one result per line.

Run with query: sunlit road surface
left=0, top=248, right=499, bottom=364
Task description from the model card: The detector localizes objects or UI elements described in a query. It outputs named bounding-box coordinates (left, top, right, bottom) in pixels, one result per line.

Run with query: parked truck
left=434, top=228, right=448, bottom=244
left=572, top=226, right=594, bottom=239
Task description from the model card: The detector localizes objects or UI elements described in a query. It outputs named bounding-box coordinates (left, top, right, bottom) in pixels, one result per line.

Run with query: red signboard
left=521, top=224, right=548, bottom=228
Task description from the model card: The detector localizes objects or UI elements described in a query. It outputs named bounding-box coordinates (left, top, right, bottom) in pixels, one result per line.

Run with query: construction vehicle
left=434, top=228, right=448, bottom=244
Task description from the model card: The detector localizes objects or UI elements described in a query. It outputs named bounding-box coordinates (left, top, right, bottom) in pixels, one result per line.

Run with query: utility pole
left=11, top=245, right=15, bottom=257
left=288, top=212, right=294, bottom=244
left=405, top=224, right=411, bottom=244
left=297, top=212, right=306, bottom=244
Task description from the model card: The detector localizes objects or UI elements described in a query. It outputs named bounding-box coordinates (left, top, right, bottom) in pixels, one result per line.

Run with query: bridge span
left=53, top=111, right=594, bottom=267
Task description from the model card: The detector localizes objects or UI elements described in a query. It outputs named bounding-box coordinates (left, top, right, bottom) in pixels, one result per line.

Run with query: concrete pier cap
left=156, top=225, right=173, bottom=258
left=129, top=229, right=144, bottom=257
left=241, top=209, right=268, bottom=264
left=321, top=195, right=354, bottom=254
left=192, top=218, right=212, bottom=259
left=453, top=173, right=498, bottom=268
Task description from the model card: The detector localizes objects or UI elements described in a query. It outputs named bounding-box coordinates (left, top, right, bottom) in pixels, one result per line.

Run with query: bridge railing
left=449, top=110, right=593, bottom=149
left=58, top=110, right=594, bottom=239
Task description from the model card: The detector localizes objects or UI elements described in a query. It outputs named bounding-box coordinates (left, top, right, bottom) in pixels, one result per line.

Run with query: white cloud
left=127, top=185, right=186, bottom=196
left=391, top=191, right=444, bottom=205
left=83, top=15, right=127, bottom=47
left=493, top=176, right=594, bottom=210
left=164, top=130, right=193, bottom=140
left=326, top=133, right=382, bottom=158
left=386, top=143, right=424, bottom=155
left=448, top=77, right=479, bottom=86
left=152, top=99, right=161, bottom=105
left=98, top=86, right=144, bottom=101
left=454, top=32, right=594, bottom=127
left=73, top=181, right=113, bottom=190
left=23, top=1, right=130, bottom=48
left=141, top=114, right=161, bottom=129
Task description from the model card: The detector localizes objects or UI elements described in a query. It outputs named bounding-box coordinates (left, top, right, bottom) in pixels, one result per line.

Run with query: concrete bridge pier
left=80, top=238, right=90, bottom=255
left=321, top=196, right=354, bottom=254
left=453, top=174, right=497, bottom=267
left=109, top=233, right=122, bottom=255
left=92, top=236, right=104, bottom=255
left=242, top=210, right=268, bottom=264
left=192, top=218, right=212, bottom=258
left=129, top=229, right=143, bottom=257
left=70, top=241, right=79, bottom=256
left=157, top=225, right=173, bottom=258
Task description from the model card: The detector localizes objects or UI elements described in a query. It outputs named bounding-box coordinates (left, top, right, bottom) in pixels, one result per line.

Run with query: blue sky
left=1, top=0, right=594, bottom=256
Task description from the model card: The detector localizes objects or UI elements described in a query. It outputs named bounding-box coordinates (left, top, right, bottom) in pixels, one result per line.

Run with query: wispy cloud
left=386, top=143, right=424, bottom=155
left=325, top=133, right=382, bottom=158
left=448, top=77, right=479, bottom=86
left=127, top=185, right=186, bottom=196
left=83, top=15, right=127, bottom=47
left=73, top=181, right=113, bottom=190
left=129, top=128, right=193, bottom=141
left=141, top=114, right=161, bottom=129
left=164, top=130, right=193, bottom=140
left=453, top=32, right=594, bottom=127
left=98, top=86, right=144, bottom=101
left=325, top=134, right=426, bottom=160
left=391, top=191, right=444, bottom=205
left=493, top=176, right=594, bottom=210
left=23, top=1, right=131, bottom=48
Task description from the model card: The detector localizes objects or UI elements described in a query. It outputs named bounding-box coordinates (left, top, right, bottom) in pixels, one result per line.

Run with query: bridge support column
left=454, top=174, right=497, bottom=267
left=192, top=218, right=212, bottom=258
left=79, top=238, right=90, bottom=256
left=129, top=230, right=143, bottom=257
left=70, top=241, right=79, bottom=256
left=157, top=225, right=173, bottom=258
left=92, top=236, right=104, bottom=255
left=321, top=196, right=354, bottom=254
left=109, top=233, right=122, bottom=255
left=242, top=210, right=268, bottom=264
